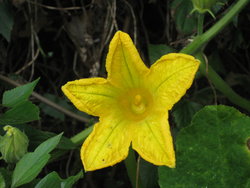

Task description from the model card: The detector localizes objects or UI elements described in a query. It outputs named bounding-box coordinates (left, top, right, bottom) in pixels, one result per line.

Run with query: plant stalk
left=181, top=0, right=250, bottom=113
left=182, top=0, right=249, bottom=54
left=197, top=14, right=204, bottom=35
left=124, top=148, right=142, bottom=188
left=196, top=52, right=250, bottom=112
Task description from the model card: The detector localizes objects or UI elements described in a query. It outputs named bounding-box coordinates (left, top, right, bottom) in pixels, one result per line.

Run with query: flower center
left=131, top=94, right=146, bottom=114
left=118, top=88, right=153, bottom=121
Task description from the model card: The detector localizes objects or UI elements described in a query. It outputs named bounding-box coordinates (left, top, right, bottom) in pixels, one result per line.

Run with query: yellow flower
left=62, top=31, right=200, bottom=171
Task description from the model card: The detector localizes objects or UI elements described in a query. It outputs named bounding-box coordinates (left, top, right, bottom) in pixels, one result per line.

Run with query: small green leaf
left=35, top=172, right=61, bottom=188
left=159, top=105, right=250, bottom=187
left=0, top=101, right=39, bottom=125
left=2, top=78, right=39, bottom=108
left=0, top=1, right=13, bottom=42
left=34, top=133, right=63, bottom=156
left=35, top=171, right=83, bottom=188
left=11, top=133, right=63, bottom=188
left=62, top=170, right=83, bottom=188
left=148, top=44, right=175, bottom=64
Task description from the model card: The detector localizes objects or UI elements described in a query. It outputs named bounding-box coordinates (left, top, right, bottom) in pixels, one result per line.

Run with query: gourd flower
left=62, top=31, right=200, bottom=171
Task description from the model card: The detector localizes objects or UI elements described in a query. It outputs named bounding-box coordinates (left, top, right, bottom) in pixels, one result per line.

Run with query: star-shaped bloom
left=62, top=31, right=200, bottom=171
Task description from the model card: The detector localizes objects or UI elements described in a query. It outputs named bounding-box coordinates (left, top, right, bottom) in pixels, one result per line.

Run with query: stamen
left=134, top=94, right=142, bottom=106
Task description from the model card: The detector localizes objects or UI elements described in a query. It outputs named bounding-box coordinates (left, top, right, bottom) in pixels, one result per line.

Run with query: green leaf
left=34, top=133, right=63, bottom=155
left=2, top=78, right=39, bottom=108
left=62, top=171, right=83, bottom=188
left=13, top=154, right=50, bottom=188
left=172, top=100, right=202, bottom=129
left=35, top=171, right=83, bottom=188
left=159, top=105, right=250, bottom=187
left=0, top=1, right=13, bottom=42
left=171, top=0, right=197, bottom=34
left=148, top=44, right=175, bottom=64
left=11, top=133, right=63, bottom=188
left=35, top=172, right=61, bottom=188
left=19, top=179, right=41, bottom=188
left=0, top=101, right=40, bottom=125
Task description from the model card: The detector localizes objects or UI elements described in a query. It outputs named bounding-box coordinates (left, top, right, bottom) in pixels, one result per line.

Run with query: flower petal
left=62, top=78, right=118, bottom=117
left=81, top=116, right=131, bottom=171
left=106, top=31, right=149, bottom=88
left=131, top=112, right=175, bottom=168
left=148, top=53, right=200, bottom=110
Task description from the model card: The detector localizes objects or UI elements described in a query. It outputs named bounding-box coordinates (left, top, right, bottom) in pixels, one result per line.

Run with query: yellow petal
left=81, top=116, right=131, bottom=171
left=148, top=53, right=200, bottom=110
left=62, top=78, right=118, bottom=117
left=106, top=31, right=149, bottom=88
left=131, top=112, right=175, bottom=168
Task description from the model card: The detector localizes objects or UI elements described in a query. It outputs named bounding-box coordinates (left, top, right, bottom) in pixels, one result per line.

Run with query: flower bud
left=191, top=0, right=217, bottom=18
left=0, top=126, right=29, bottom=163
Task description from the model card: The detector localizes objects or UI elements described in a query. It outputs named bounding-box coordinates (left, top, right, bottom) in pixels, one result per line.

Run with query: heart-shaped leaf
left=159, top=105, right=250, bottom=187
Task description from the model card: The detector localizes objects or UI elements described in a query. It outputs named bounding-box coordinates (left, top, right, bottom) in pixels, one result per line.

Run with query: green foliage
left=139, top=159, right=158, bottom=188
left=0, top=0, right=249, bottom=187
left=171, top=0, right=197, bottom=34
left=35, top=170, right=83, bottom=188
left=11, top=133, right=63, bottom=188
left=148, top=44, right=175, bottom=64
left=2, top=78, right=39, bottom=108
left=0, top=79, right=40, bottom=126
left=0, top=172, right=6, bottom=188
left=0, top=168, right=11, bottom=188
left=39, top=93, right=75, bottom=121
left=17, top=124, right=75, bottom=150
left=39, top=93, right=66, bottom=120
left=0, top=101, right=39, bottom=125
left=172, top=100, right=203, bottom=129
left=159, top=105, right=250, bottom=187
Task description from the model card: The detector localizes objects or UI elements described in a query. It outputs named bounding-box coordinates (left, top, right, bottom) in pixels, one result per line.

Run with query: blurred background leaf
left=171, top=0, right=197, bottom=35
left=35, top=170, right=83, bottom=188
left=172, top=99, right=203, bottom=129
left=139, top=159, right=159, bottom=188
left=39, top=93, right=72, bottom=121
left=148, top=44, right=175, bottom=64
left=0, top=1, right=14, bottom=42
